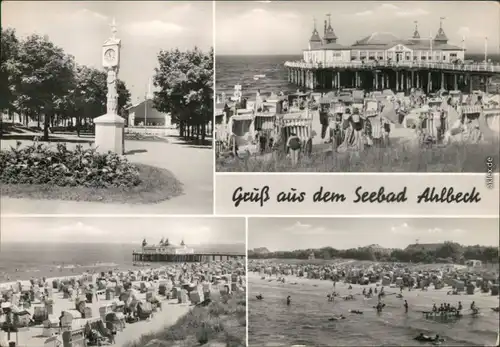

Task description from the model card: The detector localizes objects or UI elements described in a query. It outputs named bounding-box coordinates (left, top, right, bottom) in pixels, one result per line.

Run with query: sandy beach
left=1, top=264, right=245, bottom=347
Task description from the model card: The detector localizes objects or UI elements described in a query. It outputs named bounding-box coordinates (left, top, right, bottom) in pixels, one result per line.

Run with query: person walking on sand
left=404, top=300, right=409, bottom=313
left=287, top=132, right=301, bottom=166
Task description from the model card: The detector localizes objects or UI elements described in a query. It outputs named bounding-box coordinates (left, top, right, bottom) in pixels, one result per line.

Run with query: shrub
left=125, top=291, right=247, bottom=347
left=0, top=141, right=141, bottom=188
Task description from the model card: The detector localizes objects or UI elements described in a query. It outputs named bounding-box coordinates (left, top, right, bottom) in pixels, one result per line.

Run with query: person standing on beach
left=287, top=132, right=301, bottom=166
left=286, top=295, right=291, bottom=306
left=404, top=300, right=409, bottom=313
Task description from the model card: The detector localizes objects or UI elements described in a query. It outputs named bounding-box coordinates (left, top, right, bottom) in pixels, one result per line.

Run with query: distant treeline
left=248, top=242, right=499, bottom=265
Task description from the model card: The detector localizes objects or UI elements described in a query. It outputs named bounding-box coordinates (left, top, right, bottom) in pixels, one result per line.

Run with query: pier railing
left=284, top=60, right=500, bottom=73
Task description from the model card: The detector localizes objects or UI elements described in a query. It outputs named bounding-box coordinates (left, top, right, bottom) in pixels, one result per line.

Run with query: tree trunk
left=37, top=114, right=41, bottom=129
left=76, top=114, right=81, bottom=137
left=43, top=111, right=50, bottom=141
left=201, top=123, right=206, bottom=142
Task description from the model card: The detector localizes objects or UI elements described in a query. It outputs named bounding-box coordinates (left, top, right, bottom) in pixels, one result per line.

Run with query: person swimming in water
left=256, top=294, right=263, bottom=300
left=286, top=296, right=291, bottom=306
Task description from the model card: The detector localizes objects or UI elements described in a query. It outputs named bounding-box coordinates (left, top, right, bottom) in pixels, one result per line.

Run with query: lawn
left=1, top=163, right=184, bottom=204
left=216, top=140, right=500, bottom=172
left=125, top=291, right=247, bottom=347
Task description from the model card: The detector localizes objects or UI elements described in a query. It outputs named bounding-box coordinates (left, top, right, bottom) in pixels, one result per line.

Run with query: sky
left=0, top=217, right=245, bottom=245
left=216, top=1, right=499, bottom=55
left=248, top=218, right=500, bottom=251
left=1, top=1, right=213, bottom=102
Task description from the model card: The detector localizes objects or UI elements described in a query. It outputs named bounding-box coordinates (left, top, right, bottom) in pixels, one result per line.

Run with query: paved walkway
left=1, top=138, right=213, bottom=215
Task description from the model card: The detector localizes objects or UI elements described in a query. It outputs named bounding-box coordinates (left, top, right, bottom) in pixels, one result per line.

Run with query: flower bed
left=124, top=132, right=170, bottom=142
left=0, top=142, right=140, bottom=188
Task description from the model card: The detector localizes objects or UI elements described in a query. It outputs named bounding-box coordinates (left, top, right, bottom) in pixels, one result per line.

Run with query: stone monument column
left=94, top=18, right=125, bottom=154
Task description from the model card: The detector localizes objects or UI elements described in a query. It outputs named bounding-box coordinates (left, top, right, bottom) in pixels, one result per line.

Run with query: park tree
left=116, top=79, right=132, bottom=117
left=2, top=28, right=131, bottom=139
left=12, top=34, right=76, bottom=140
left=57, top=65, right=131, bottom=136
left=435, top=241, right=463, bottom=262
left=0, top=28, right=20, bottom=115
left=153, top=46, right=213, bottom=142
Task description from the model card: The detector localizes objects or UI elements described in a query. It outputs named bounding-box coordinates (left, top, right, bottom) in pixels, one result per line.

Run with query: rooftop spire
left=323, top=13, right=337, bottom=44
left=110, top=17, right=117, bottom=39
left=309, top=17, right=322, bottom=43
left=413, top=21, right=420, bottom=39
left=434, top=16, right=448, bottom=43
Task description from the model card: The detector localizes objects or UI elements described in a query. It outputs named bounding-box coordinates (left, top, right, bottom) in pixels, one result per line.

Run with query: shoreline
left=248, top=271, right=499, bottom=312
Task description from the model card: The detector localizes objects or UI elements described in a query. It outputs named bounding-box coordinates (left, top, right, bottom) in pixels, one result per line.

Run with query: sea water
left=249, top=274, right=499, bottom=347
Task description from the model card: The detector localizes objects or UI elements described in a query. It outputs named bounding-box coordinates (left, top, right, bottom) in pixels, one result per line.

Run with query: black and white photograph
left=0, top=216, right=246, bottom=347
left=248, top=217, right=499, bottom=346
left=215, top=1, right=500, bottom=172
left=1, top=1, right=214, bottom=214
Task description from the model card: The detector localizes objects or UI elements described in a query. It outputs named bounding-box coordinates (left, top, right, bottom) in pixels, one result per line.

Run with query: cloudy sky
left=248, top=218, right=499, bottom=251
left=1, top=1, right=213, bottom=101
left=216, top=1, right=499, bottom=55
left=0, top=217, right=245, bottom=245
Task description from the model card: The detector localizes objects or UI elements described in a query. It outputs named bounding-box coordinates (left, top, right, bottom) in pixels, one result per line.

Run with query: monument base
left=94, top=113, right=125, bottom=155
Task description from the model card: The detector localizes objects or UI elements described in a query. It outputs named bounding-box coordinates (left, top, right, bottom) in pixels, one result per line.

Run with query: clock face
left=104, top=49, right=116, bottom=62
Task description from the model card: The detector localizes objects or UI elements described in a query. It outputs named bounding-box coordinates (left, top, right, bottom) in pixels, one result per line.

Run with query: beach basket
left=33, top=306, right=49, bottom=325
left=137, top=301, right=152, bottom=320
left=178, top=290, right=189, bottom=304
left=171, top=287, right=181, bottom=300
left=145, top=292, right=157, bottom=302
left=189, top=290, right=203, bottom=304
left=105, top=289, right=115, bottom=301
left=466, top=283, right=475, bottom=295
left=491, top=285, right=499, bottom=296
left=434, top=282, right=444, bottom=290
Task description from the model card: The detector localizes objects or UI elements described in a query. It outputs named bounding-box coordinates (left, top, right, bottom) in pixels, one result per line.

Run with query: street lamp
left=484, top=36, right=488, bottom=63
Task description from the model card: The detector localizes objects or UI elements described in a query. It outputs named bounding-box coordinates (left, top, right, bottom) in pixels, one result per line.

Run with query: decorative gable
left=387, top=44, right=413, bottom=52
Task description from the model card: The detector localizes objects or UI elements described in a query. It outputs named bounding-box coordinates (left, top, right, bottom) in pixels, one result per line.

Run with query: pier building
left=132, top=238, right=245, bottom=262
left=286, top=16, right=500, bottom=93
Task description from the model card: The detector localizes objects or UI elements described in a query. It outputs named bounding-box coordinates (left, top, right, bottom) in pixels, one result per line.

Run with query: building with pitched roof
left=303, top=17, right=464, bottom=64
left=285, top=16, right=499, bottom=93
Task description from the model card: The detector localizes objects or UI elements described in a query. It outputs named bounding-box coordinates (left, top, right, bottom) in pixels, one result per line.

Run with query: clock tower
left=102, top=18, right=121, bottom=70
left=94, top=17, right=125, bottom=155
